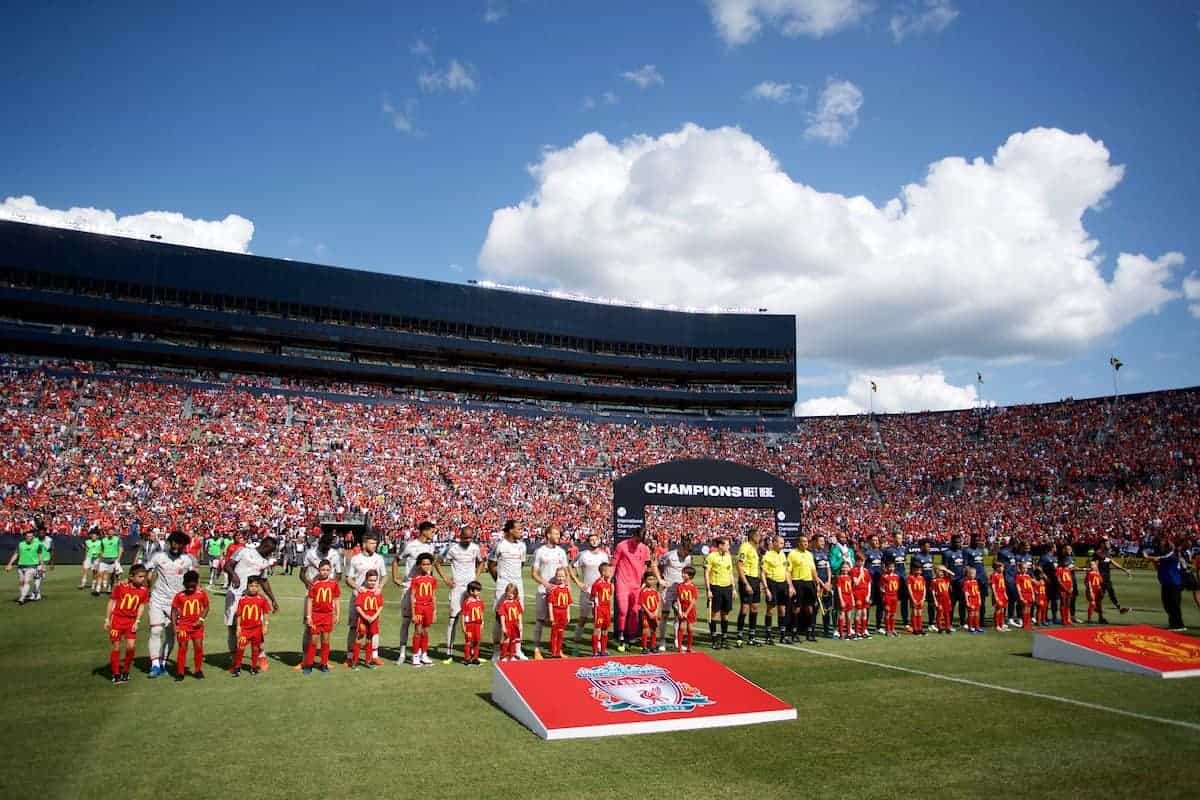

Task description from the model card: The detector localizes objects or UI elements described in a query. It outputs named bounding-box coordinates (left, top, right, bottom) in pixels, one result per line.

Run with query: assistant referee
left=705, top=538, right=735, bottom=649
left=786, top=534, right=818, bottom=643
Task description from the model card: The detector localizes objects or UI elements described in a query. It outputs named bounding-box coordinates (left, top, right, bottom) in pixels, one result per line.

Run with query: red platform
left=492, top=653, right=796, bottom=740
left=1032, top=625, right=1200, bottom=678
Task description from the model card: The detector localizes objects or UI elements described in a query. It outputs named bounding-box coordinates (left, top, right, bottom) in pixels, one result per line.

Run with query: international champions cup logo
left=1094, top=630, right=1200, bottom=665
left=576, top=662, right=714, bottom=715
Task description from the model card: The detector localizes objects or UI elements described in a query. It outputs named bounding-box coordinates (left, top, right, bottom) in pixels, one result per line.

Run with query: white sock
left=446, top=615, right=458, bottom=651
left=371, top=633, right=379, bottom=657
left=148, top=626, right=163, bottom=667
left=19, top=579, right=30, bottom=601
left=398, top=617, right=411, bottom=652
left=533, top=620, right=544, bottom=650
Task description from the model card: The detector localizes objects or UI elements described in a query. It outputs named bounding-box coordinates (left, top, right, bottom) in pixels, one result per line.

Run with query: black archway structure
left=612, top=459, right=802, bottom=545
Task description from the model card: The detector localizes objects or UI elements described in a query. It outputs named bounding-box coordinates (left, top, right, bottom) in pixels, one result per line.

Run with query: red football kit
left=409, top=573, right=438, bottom=655
left=108, top=581, right=149, bottom=677
left=675, top=582, right=699, bottom=650
left=989, top=572, right=1008, bottom=628
left=233, top=594, right=271, bottom=671
left=850, top=566, right=871, bottom=609
left=907, top=574, right=926, bottom=633
left=932, top=576, right=952, bottom=631
left=880, top=573, right=901, bottom=634
left=638, top=587, right=661, bottom=650
left=307, top=579, right=341, bottom=634
left=1085, top=570, right=1104, bottom=622
left=1056, top=566, right=1075, bottom=625
left=1015, top=573, right=1035, bottom=628
left=835, top=575, right=855, bottom=638
left=497, top=597, right=524, bottom=659
left=171, top=588, right=209, bottom=677
left=548, top=584, right=572, bottom=657
left=589, top=578, right=615, bottom=654
left=461, top=596, right=485, bottom=661
left=1033, top=579, right=1049, bottom=625
left=348, top=590, right=383, bottom=666
left=963, top=581, right=982, bottom=630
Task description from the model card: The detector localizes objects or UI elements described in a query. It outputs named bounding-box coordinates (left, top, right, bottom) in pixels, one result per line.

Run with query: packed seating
left=1, top=361, right=1196, bottom=553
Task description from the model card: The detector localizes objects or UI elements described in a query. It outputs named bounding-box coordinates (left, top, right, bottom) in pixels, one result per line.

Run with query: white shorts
left=82, top=557, right=93, bottom=570
left=96, top=559, right=117, bottom=574
left=224, top=589, right=244, bottom=627
left=661, top=584, right=679, bottom=615
left=113, top=561, right=124, bottom=576
left=18, top=566, right=38, bottom=582
left=149, top=603, right=173, bottom=629
left=493, top=579, right=525, bottom=611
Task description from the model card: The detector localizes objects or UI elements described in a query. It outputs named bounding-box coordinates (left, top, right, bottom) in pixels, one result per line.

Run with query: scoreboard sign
left=492, top=653, right=796, bottom=740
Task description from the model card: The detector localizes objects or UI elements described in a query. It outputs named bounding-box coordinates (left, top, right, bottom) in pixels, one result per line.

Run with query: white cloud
left=419, top=59, right=478, bottom=93
left=483, top=0, right=507, bottom=23
left=1184, top=272, right=1200, bottom=318
left=890, top=0, right=959, bottom=42
left=797, top=371, right=979, bottom=415
left=708, top=0, right=873, bottom=46
left=1, top=195, right=253, bottom=253
left=382, top=98, right=419, bottom=134
left=748, top=80, right=802, bottom=103
left=410, top=38, right=433, bottom=57
left=478, top=124, right=1185, bottom=368
left=805, top=78, right=863, bottom=145
left=622, top=64, right=664, bottom=88
left=581, top=91, right=620, bottom=111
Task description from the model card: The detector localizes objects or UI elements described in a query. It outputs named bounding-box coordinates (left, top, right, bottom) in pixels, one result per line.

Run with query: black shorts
left=792, top=580, right=817, bottom=607
left=711, top=586, right=733, bottom=614
left=739, top=576, right=762, bottom=604
left=766, top=579, right=789, bottom=605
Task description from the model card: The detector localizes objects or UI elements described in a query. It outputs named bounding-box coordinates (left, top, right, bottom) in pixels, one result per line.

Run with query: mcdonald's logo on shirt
left=183, top=599, right=202, bottom=616
left=315, top=587, right=333, bottom=604
left=362, top=596, right=379, bottom=612
left=241, top=606, right=261, bottom=623
left=119, top=594, right=140, bottom=612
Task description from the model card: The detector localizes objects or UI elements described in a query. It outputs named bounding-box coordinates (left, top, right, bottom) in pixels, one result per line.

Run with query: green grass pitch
left=1, top=568, right=1198, bottom=800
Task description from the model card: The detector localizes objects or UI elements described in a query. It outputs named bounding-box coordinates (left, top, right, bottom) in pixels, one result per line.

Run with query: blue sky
left=2, top=1, right=1198, bottom=412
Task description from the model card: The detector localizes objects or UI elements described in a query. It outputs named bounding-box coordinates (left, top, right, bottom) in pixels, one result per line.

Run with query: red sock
left=110, top=650, right=120, bottom=676
left=350, top=640, right=360, bottom=665
left=601, top=631, right=608, bottom=651
left=251, top=644, right=261, bottom=667
left=232, top=647, right=244, bottom=669
left=123, top=648, right=135, bottom=673
left=366, top=640, right=374, bottom=663
left=592, top=632, right=599, bottom=653
left=176, top=642, right=188, bottom=676
left=194, top=645, right=203, bottom=673
left=304, top=641, right=316, bottom=667
left=320, top=641, right=330, bottom=667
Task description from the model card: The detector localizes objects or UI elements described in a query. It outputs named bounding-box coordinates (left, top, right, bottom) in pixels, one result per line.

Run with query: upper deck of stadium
left=0, top=220, right=797, bottom=416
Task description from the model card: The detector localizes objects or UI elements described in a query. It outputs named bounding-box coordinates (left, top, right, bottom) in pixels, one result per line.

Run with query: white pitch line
left=779, top=643, right=1200, bottom=733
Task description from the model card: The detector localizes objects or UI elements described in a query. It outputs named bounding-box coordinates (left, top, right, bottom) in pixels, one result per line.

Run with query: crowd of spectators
left=1, top=362, right=1196, bottom=557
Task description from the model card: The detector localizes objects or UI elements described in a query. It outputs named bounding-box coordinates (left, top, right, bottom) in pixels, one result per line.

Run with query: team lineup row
left=15, top=519, right=1143, bottom=684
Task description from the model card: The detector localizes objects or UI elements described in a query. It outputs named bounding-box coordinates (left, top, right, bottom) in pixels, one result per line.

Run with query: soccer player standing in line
left=941, top=535, right=967, bottom=630
left=966, top=534, right=988, bottom=629
left=910, top=540, right=938, bottom=631
left=810, top=533, right=834, bottom=639
left=443, top=526, right=484, bottom=663
left=786, top=534, right=819, bottom=643
left=656, top=539, right=690, bottom=652
left=573, top=533, right=610, bottom=654
left=231, top=577, right=271, bottom=677
left=394, top=521, right=446, bottom=664
left=704, top=537, right=735, bottom=649
left=1014, top=561, right=1036, bottom=629
left=1037, top=547, right=1060, bottom=624
left=883, top=532, right=909, bottom=630
left=835, top=564, right=854, bottom=640
left=5, top=529, right=45, bottom=604
left=302, top=559, right=341, bottom=673
left=989, top=561, right=1010, bottom=631
left=638, top=571, right=661, bottom=654
left=145, top=531, right=198, bottom=677
left=223, top=537, right=279, bottom=667
left=104, top=563, right=149, bottom=684
left=932, top=568, right=953, bottom=634
left=1085, top=559, right=1106, bottom=624
left=531, top=525, right=571, bottom=658
left=612, top=527, right=652, bottom=653
left=1056, top=556, right=1075, bottom=626
left=963, top=566, right=983, bottom=633
left=879, top=560, right=901, bottom=636
left=344, top=533, right=385, bottom=666
left=863, top=535, right=885, bottom=633
left=735, top=529, right=763, bottom=647
left=497, top=583, right=524, bottom=661
left=170, top=570, right=209, bottom=681
left=850, top=546, right=872, bottom=639
left=489, top=520, right=529, bottom=661
left=761, top=535, right=789, bottom=644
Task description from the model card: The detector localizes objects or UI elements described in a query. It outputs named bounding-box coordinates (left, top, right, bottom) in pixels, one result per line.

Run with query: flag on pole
left=1109, top=356, right=1123, bottom=371
left=977, top=372, right=983, bottom=384
left=870, top=380, right=877, bottom=393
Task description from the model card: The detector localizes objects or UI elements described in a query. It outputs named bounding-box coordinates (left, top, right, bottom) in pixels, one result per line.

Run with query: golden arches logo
left=1095, top=631, right=1200, bottom=665
left=362, top=596, right=380, bottom=612
left=315, top=587, right=333, bottom=604
left=242, top=606, right=261, bottom=623
left=467, top=607, right=483, bottom=623
left=182, top=599, right=202, bottom=617
left=118, top=594, right=140, bottom=611
left=416, top=581, right=434, bottom=599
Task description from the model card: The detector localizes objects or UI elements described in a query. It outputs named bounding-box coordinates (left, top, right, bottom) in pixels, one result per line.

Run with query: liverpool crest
left=575, top=661, right=714, bottom=715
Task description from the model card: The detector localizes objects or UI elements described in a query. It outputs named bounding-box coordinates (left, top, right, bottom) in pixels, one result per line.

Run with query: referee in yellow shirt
left=735, top=529, right=763, bottom=647
left=786, top=534, right=819, bottom=643
left=704, top=537, right=734, bottom=649
left=760, top=535, right=789, bottom=645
